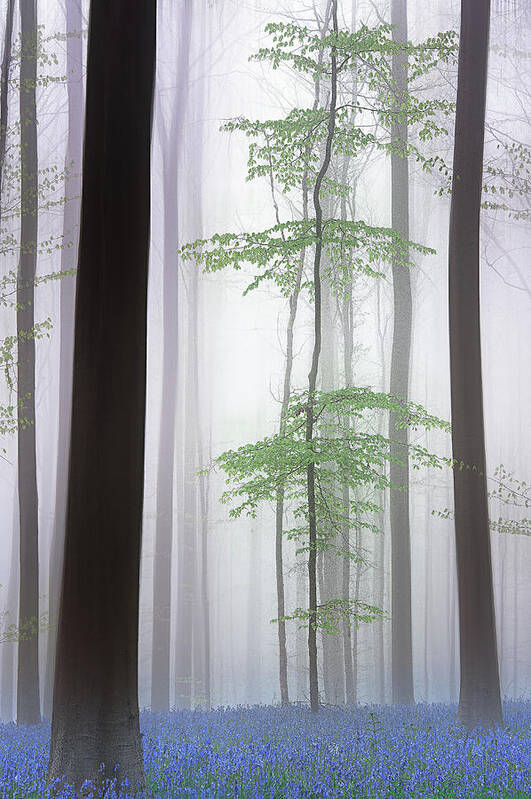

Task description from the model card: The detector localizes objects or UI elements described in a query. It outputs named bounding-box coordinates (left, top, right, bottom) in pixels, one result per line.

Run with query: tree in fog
left=448, top=0, right=503, bottom=730
left=151, top=0, right=192, bottom=714
left=182, top=9, right=455, bottom=713
left=47, top=0, right=155, bottom=790
left=388, top=0, right=414, bottom=706
left=44, top=0, right=84, bottom=722
left=17, top=0, right=41, bottom=727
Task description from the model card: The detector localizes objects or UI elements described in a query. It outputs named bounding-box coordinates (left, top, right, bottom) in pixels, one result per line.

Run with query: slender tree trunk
left=47, top=0, right=155, bottom=790
left=320, top=268, right=345, bottom=706
left=389, top=0, right=414, bottom=706
left=152, top=0, right=192, bottom=714
left=340, top=280, right=354, bottom=705
left=44, top=0, right=83, bottom=721
left=17, top=0, right=40, bottom=728
left=307, top=0, right=338, bottom=713
left=296, top=553, right=306, bottom=701
left=182, top=249, right=200, bottom=709
left=373, top=280, right=387, bottom=703
left=273, top=5, right=331, bottom=706
left=449, top=0, right=502, bottom=730
left=351, top=520, right=362, bottom=701
left=339, top=131, right=356, bottom=703
left=189, top=5, right=207, bottom=710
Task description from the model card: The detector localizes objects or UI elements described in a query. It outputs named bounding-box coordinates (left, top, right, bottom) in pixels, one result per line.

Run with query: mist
left=0, top=0, right=530, bottom=795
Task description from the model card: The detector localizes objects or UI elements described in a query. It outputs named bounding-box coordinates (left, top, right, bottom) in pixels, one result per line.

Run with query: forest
left=0, top=0, right=529, bottom=796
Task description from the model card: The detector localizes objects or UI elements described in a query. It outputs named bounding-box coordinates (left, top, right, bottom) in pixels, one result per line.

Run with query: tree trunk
left=389, top=0, right=414, bottom=706
left=339, top=145, right=356, bottom=705
left=307, top=0, right=338, bottom=713
left=449, top=0, right=502, bottom=729
left=44, top=0, right=83, bottom=721
left=319, top=270, right=345, bottom=706
left=273, top=6, right=330, bottom=706
left=373, top=280, right=387, bottom=704
left=17, top=0, right=41, bottom=728
left=152, top=0, right=192, bottom=715
left=47, top=0, right=156, bottom=791
left=296, top=552, right=306, bottom=701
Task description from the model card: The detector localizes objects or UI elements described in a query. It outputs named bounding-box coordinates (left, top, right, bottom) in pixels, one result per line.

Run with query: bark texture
left=47, top=0, right=156, bottom=790
left=44, top=0, right=83, bottom=721
left=389, top=0, right=414, bottom=706
left=17, top=0, right=41, bottom=728
left=307, top=0, right=338, bottom=714
left=449, top=0, right=503, bottom=730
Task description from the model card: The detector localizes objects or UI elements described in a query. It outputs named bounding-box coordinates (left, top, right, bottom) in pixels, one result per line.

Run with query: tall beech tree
left=448, top=0, right=503, bottom=730
left=17, top=0, right=41, bottom=727
left=182, top=12, right=455, bottom=713
left=389, top=0, right=414, bottom=706
left=47, top=0, right=155, bottom=791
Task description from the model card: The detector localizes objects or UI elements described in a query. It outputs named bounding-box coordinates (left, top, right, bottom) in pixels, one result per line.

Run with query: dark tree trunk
left=389, top=0, right=414, bottom=706
left=273, top=8, right=330, bottom=706
left=47, top=0, right=155, bottom=791
left=449, top=0, right=502, bottom=730
left=17, top=0, right=41, bottom=728
left=44, top=0, right=83, bottom=721
left=307, top=0, right=338, bottom=714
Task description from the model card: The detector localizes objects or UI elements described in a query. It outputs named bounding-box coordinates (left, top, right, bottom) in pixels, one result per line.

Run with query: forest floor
left=0, top=700, right=530, bottom=797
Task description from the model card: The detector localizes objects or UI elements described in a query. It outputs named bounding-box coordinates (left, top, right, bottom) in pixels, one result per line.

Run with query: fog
left=0, top=0, right=530, bottom=725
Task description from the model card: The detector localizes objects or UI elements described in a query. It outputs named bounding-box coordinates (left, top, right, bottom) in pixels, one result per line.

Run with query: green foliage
left=432, top=464, right=531, bottom=537
left=182, top=17, right=457, bottom=635
left=180, top=219, right=434, bottom=299
left=273, top=597, right=385, bottom=633
left=216, top=387, right=450, bottom=522
left=0, top=585, right=52, bottom=643
left=0, top=27, right=77, bottom=450
left=213, top=387, right=450, bottom=629
left=482, top=141, right=531, bottom=220
left=220, top=23, right=457, bottom=195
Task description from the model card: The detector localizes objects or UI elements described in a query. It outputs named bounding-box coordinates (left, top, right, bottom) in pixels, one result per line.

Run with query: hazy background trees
left=0, top=0, right=529, bottom=727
